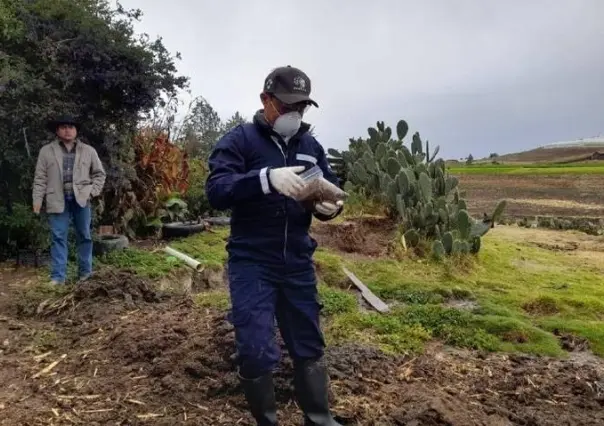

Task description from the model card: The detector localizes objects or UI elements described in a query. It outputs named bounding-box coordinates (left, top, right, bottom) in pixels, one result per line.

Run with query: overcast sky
left=117, top=0, right=604, bottom=159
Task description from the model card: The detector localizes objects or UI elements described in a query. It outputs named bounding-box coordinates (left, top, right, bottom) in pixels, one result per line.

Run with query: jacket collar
left=53, top=138, right=81, bottom=150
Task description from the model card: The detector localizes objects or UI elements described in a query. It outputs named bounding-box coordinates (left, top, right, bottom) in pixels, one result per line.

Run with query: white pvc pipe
left=164, top=246, right=203, bottom=271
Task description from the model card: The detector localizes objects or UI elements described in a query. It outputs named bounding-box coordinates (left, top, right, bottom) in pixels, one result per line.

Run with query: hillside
left=479, top=139, right=604, bottom=164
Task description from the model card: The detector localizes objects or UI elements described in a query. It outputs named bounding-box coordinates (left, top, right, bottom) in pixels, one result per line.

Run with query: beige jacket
left=32, top=140, right=107, bottom=213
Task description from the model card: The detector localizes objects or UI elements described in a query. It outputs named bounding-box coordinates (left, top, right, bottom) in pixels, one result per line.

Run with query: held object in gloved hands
left=314, top=200, right=343, bottom=216
left=293, top=166, right=348, bottom=204
left=268, top=166, right=306, bottom=198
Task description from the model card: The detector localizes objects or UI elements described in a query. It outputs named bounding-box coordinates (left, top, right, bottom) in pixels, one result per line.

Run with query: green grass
left=98, top=228, right=230, bottom=277
left=169, top=228, right=229, bottom=270
left=318, top=283, right=358, bottom=316
left=448, top=162, right=604, bottom=175
left=194, top=290, right=231, bottom=310
left=98, top=248, right=183, bottom=278
left=314, top=231, right=604, bottom=357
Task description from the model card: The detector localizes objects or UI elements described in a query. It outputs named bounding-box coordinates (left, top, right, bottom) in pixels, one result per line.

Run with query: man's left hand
left=315, top=200, right=344, bottom=216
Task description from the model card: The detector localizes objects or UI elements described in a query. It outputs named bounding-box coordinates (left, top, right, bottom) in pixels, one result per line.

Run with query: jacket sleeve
left=32, top=148, right=48, bottom=206
left=205, top=127, right=272, bottom=210
left=312, top=138, right=344, bottom=222
left=90, top=148, right=106, bottom=197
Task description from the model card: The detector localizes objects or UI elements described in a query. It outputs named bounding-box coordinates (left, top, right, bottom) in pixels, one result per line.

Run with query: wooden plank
left=342, top=267, right=389, bottom=313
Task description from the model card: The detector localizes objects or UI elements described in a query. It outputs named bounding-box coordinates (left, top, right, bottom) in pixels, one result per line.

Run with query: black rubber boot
left=239, top=372, right=279, bottom=426
left=294, top=359, right=342, bottom=426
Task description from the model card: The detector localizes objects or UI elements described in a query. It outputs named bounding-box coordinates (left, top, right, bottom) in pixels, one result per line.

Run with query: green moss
left=395, top=305, right=501, bottom=351
left=194, top=290, right=230, bottom=310
left=325, top=311, right=431, bottom=354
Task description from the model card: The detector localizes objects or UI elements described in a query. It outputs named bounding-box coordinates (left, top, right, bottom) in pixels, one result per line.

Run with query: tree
left=466, top=154, right=474, bottom=165
left=223, top=111, right=248, bottom=133
left=0, top=0, right=188, bottom=210
left=178, top=96, right=222, bottom=158
left=176, top=100, right=249, bottom=159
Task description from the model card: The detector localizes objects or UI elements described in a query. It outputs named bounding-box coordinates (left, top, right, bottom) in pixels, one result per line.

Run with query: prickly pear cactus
left=431, top=240, right=446, bottom=260
left=326, top=118, right=508, bottom=258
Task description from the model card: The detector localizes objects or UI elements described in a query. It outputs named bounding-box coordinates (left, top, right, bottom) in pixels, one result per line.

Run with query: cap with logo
left=263, top=65, right=318, bottom=108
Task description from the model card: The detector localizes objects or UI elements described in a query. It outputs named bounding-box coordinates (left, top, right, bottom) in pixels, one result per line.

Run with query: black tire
left=205, top=216, right=230, bottom=227
left=94, top=234, right=129, bottom=256
left=162, top=221, right=206, bottom=239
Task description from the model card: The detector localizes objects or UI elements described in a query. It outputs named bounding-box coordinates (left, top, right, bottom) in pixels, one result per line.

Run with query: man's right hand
left=268, top=166, right=306, bottom=198
left=33, top=203, right=41, bottom=214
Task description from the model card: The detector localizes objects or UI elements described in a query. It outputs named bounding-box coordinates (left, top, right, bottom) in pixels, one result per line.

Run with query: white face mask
left=273, top=111, right=302, bottom=139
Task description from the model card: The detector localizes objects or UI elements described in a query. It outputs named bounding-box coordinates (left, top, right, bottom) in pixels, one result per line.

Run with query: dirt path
left=0, top=268, right=603, bottom=425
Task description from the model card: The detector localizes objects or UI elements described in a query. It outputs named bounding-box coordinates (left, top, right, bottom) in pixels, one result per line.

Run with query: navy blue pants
left=228, top=261, right=325, bottom=379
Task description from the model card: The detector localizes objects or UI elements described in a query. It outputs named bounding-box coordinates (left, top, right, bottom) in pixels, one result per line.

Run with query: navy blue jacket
left=206, top=110, right=342, bottom=268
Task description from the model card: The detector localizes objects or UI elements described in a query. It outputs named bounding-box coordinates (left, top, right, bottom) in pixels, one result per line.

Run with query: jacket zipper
left=271, top=136, right=289, bottom=263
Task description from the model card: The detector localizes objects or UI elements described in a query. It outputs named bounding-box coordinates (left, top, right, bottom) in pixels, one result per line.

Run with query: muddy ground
left=1, top=267, right=603, bottom=426
left=311, top=216, right=398, bottom=257
left=457, top=174, right=604, bottom=217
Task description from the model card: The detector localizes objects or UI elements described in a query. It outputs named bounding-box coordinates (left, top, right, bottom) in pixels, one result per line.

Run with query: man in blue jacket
left=206, top=66, right=343, bottom=426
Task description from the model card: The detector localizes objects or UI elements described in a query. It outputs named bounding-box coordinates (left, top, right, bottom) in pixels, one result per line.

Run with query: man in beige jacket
left=33, top=116, right=106, bottom=284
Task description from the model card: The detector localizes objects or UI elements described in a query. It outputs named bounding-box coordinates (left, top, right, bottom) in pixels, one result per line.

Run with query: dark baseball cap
left=263, top=65, right=318, bottom=107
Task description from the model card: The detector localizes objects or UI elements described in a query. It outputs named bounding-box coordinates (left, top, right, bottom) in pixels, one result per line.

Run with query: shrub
left=184, top=159, right=211, bottom=217
left=102, top=128, right=190, bottom=238
left=0, top=203, right=49, bottom=260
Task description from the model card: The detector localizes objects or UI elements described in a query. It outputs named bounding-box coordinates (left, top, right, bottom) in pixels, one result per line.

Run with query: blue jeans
left=48, top=197, right=92, bottom=283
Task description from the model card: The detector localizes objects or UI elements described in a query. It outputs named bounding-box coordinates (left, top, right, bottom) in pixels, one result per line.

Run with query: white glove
left=315, top=200, right=344, bottom=216
left=268, top=166, right=305, bottom=198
